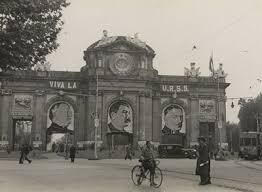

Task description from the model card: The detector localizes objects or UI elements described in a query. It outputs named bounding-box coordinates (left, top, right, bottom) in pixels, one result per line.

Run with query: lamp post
left=256, top=113, right=260, bottom=148
left=230, top=127, right=233, bottom=153
left=65, top=131, right=69, bottom=160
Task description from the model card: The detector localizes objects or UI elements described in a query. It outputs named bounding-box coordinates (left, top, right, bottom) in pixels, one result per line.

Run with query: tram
left=239, top=132, right=262, bottom=160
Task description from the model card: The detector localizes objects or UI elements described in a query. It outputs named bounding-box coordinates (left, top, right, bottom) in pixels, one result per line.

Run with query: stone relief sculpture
left=14, top=96, right=32, bottom=110
left=184, top=62, right=201, bottom=77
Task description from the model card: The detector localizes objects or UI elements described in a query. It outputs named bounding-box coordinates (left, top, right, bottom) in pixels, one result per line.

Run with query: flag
left=209, top=53, right=214, bottom=74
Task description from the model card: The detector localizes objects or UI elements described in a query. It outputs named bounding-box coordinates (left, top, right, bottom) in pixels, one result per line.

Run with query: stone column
left=152, top=95, right=161, bottom=143
left=0, top=90, right=12, bottom=145
left=144, top=96, right=153, bottom=141
left=189, top=96, right=199, bottom=146
left=77, top=96, right=86, bottom=142
left=87, top=95, right=96, bottom=142
left=138, top=92, right=146, bottom=144
left=219, top=97, right=227, bottom=144
left=33, top=92, right=45, bottom=148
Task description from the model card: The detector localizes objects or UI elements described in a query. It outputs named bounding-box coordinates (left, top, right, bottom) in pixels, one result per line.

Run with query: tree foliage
left=238, top=93, right=262, bottom=132
left=0, top=0, right=69, bottom=71
left=225, top=121, right=239, bottom=152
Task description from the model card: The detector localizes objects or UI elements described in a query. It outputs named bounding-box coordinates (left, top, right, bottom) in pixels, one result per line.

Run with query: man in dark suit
left=108, top=101, right=131, bottom=133
left=19, top=144, right=32, bottom=164
left=69, top=144, right=77, bottom=163
left=196, top=137, right=211, bottom=185
left=162, top=105, right=183, bottom=135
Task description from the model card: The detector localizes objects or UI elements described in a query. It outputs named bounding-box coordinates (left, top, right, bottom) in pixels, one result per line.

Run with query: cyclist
left=140, top=141, right=157, bottom=186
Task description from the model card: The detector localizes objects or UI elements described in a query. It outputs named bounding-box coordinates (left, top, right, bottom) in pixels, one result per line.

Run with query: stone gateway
left=0, top=33, right=229, bottom=153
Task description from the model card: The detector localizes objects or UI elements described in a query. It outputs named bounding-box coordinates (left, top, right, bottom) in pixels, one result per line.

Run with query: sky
left=47, top=0, right=262, bottom=123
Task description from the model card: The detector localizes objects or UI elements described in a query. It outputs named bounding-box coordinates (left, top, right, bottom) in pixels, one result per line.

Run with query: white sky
left=47, top=0, right=262, bottom=123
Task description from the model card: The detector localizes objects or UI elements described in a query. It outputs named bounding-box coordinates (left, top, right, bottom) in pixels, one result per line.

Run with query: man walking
left=69, top=144, right=77, bottom=163
left=125, top=144, right=132, bottom=160
left=19, top=144, right=32, bottom=164
left=196, top=137, right=211, bottom=185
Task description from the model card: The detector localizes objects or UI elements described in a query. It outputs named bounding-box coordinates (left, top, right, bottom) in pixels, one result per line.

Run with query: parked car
left=158, top=144, right=197, bottom=159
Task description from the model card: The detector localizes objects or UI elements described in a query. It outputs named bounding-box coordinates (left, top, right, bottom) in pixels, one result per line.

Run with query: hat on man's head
left=197, top=136, right=206, bottom=142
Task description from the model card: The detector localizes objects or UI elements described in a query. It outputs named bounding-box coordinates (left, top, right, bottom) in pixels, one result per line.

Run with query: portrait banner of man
left=162, top=104, right=186, bottom=135
left=107, top=101, right=133, bottom=133
left=47, top=102, right=74, bottom=134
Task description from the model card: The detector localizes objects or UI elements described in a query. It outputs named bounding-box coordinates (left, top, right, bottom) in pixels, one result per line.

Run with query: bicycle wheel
left=131, top=165, right=144, bottom=186
left=153, top=167, right=163, bottom=188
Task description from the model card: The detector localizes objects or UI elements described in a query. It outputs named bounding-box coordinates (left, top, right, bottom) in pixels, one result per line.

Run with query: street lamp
left=255, top=113, right=260, bottom=147
left=65, top=131, right=69, bottom=160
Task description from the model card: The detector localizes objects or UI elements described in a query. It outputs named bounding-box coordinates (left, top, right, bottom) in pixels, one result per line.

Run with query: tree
left=0, top=0, right=69, bottom=71
left=238, top=93, right=262, bottom=132
left=225, top=121, right=239, bottom=152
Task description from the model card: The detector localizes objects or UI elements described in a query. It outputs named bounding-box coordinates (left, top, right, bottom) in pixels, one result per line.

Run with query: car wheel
left=162, top=152, right=167, bottom=158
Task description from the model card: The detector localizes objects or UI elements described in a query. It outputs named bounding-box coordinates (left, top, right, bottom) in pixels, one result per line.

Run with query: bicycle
left=131, top=159, right=163, bottom=188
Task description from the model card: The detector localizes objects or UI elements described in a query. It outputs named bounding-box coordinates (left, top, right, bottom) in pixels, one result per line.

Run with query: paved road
left=0, top=156, right=242, bottom=192
left=97, top=158, right=262, bottom=192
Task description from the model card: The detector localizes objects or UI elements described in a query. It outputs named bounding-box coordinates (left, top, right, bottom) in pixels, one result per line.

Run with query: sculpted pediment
left=111, top=44, right=130, bottom=51
left=107, top=42, right=144, bottom=52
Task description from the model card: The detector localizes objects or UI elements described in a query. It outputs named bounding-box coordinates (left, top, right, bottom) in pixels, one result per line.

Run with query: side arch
left=43, top=96, right=78, bottom=150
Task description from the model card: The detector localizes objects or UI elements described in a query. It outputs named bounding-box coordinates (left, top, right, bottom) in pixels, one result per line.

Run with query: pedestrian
left=19, top=144, right=32, bottom=164
left=238, top=149, right=242, bottom=159
left=125, top=144, right=132, bottom=160
left=52, top=142, right=56, bottom=152
left=19, top=144, right=25, bottom=164
left=69, top=144, right=77, bottom=163
left=65, top=144, right=69, bottom=159
left=257, top=145, right=261, bottom=160
left=196, top=137, right=211, bottom=185
left=6, top=144, right=11, bottom=154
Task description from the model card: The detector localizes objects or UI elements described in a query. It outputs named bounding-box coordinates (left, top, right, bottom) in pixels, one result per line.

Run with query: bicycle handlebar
left=138, top=159, right=160, bottom=166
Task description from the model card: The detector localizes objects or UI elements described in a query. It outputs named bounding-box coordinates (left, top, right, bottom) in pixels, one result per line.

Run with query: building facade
left=0, top=34, right=230, bottom=152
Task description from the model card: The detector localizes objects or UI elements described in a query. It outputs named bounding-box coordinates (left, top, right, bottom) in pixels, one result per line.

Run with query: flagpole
left=209, top=51, right=222, bottom=151
left=217, top=76, right=222, bottom=149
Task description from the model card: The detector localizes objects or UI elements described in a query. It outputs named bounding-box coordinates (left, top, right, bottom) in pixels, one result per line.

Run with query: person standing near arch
left=196, top=136, right=211, bottom=185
